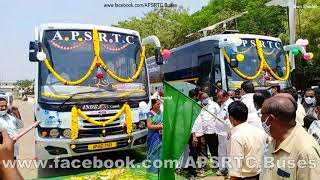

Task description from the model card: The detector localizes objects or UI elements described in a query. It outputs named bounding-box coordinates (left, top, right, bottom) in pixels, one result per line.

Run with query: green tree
left=116, top=7, right=189, bottom=56
left=15, top=79, right=34, bottom=89
left=185, top=0, right=287, bottom=38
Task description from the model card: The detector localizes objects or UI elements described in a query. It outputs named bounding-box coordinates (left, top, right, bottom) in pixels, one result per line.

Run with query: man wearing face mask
left=303, top=88, right=316, bottom=116
left=0, top=98, right=23, bottom=159
left=215, top=90, right=233, bottom=176
left=260, top=96, right=320, bottom=180
left=267, top=85, right=280, bottom=96
left=192, top=93, right=220, bottom=175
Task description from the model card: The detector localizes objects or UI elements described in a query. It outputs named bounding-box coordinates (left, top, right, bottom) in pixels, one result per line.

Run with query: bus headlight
left=49, top=129, right=60, bottom=138
left=62, top=129, right=71, bottom=138
left=41, top=130, right=48, bottom=137
left=133, top=124, right=137, bottom=129
left=138, top=121, right=146, bottom=129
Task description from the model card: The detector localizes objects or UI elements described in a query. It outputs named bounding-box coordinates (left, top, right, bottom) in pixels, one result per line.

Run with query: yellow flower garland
left=42, top=90, right=145, bottom=99
left=44, top=56, right=97, bottom=85
left=92, top=29, right=146, bottom=83
left=224, top=38, right=290, bottom=81
left=71, top=103, right=133, bottom=143
left=43, top=29, right=146, bottom=85
left=238, top=47, right=252, bottom=54
left=256, top=39, right=290, bottom=81
left=263, top=49, right=275, bottom=56
left=223, top=39, right=264, bottom=80
left=71, top=107, right=79, bottom=141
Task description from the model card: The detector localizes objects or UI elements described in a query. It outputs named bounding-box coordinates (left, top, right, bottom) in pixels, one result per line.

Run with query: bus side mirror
left=230, top=52, right=238, bottom=68
left=29, top=41, right=40, bottom=62
left=29, top=41, right=46, bottom=62
left=155, top=47, right=163, bottom=65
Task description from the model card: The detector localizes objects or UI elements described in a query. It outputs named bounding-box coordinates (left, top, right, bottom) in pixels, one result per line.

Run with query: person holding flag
left=160, top=82, right=224, bottom=180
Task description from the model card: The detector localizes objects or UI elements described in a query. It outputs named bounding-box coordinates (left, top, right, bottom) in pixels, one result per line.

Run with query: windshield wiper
left=60, top=90, right=106, bottom=107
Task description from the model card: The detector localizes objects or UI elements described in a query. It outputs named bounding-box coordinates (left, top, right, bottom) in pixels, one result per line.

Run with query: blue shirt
left=0, top=113, right=24, bottom=137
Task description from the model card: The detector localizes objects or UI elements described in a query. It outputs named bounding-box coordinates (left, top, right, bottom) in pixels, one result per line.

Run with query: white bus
left=29, top=23, right=163, bottom=160
left=147, top=33, right=308, bottom=96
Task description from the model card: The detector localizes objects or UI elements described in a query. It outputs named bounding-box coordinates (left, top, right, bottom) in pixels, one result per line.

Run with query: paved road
left=15, top=100, right=37, bottom=179
left=14, top=100, right=224, bottom=180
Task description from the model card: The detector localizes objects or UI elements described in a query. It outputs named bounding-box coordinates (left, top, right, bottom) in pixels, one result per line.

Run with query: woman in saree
left=146, top=99, right=163, bottom=174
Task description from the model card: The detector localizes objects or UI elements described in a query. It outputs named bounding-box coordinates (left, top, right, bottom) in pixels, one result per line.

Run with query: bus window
left=196, top=54, right=213, bottom=95
left=197, top=54, right=212, bottom=84
left=213, top=52, right=222, bottom=89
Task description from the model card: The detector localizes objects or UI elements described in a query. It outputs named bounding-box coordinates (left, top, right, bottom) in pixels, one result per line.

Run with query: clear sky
left=0, top=0, right=209, bottom=81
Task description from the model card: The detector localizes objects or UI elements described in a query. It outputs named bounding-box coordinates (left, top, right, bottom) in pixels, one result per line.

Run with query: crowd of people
left=147, top=82, right=320, bottom=180
left=1, top=82, right=320, bottom=180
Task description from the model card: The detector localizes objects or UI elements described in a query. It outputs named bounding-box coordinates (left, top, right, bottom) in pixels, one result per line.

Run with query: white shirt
left=229, top=122, right=267, bottom=178
left=296, top=102, right=306, bottom=126
left=241, top=93, right=256, bottom=114
left=0, top=114, right=24, bottom=137
left=218, top=98, right=234, bottom=120
left=216, top=98, right=234, bottom=136
left=0, top=113, right=24, bottom=157
left=247, top=110, right=263, bottom=129
left=151, top=91, right=160, bottom=100
left=308, top=120, right=320, bottom=144
left=192, top=99, right=220, bottom=136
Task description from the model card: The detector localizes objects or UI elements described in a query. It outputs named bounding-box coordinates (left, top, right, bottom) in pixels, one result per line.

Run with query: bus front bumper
left=35, top=129, right=147, bottom=160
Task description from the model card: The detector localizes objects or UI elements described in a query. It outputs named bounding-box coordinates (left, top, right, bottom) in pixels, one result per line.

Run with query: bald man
left=260, top=96, right=320, bottom=180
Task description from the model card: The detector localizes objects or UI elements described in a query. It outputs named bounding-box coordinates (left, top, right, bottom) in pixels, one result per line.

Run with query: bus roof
left=37, top=23, right=140, bottom=38
left=147, top=34, right=282, bottom=60
left=200, top=34, right=281, bottom=43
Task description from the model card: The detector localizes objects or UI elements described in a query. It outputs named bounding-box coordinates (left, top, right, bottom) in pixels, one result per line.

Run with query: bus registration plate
left=88, top=142, right=117, bottom=150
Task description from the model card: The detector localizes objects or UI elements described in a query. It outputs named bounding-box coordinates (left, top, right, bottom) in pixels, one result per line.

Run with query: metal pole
left=288, top=0, right=297, bottom=71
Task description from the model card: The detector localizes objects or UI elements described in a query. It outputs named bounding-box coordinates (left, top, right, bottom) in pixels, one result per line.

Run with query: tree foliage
left=15, top=79, right=34, bottom=89
left=116, top=7, right=189, bottom=56
left=116, top=0, right=320, bottom=88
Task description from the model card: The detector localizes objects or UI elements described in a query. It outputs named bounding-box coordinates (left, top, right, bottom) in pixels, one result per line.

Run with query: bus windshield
left=39, top=30, right=147, bottom=103
left=225, top=38, right=289, bottom=89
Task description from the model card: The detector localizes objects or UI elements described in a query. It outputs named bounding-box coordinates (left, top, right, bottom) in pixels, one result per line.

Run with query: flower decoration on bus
left=101, top=43, right=129, bottom=52
left=49, top=40, right=85, bottom=51
left=236, top=54, right=245, bottom=62
left=70, top=103, right=133, bottom=146
left=43, top=29, right=146, bottom=85
left=224, top=38, right=290, bottom=81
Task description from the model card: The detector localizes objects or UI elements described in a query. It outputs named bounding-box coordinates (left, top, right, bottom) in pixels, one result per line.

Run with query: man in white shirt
left=0, top=98, right=23, bottom=159
left=191, top=92, right=220, bottom=176
left=216, top=90, right=233, bottom=176
left=302, top=88, right=316, bottom=115
left=240, top=81, right=256, bottom=114
left=249, top=92, right=271, bottom=129
left=188, top=89, right=207, bottom=179
left=228, top=101, right=266, bottom=180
